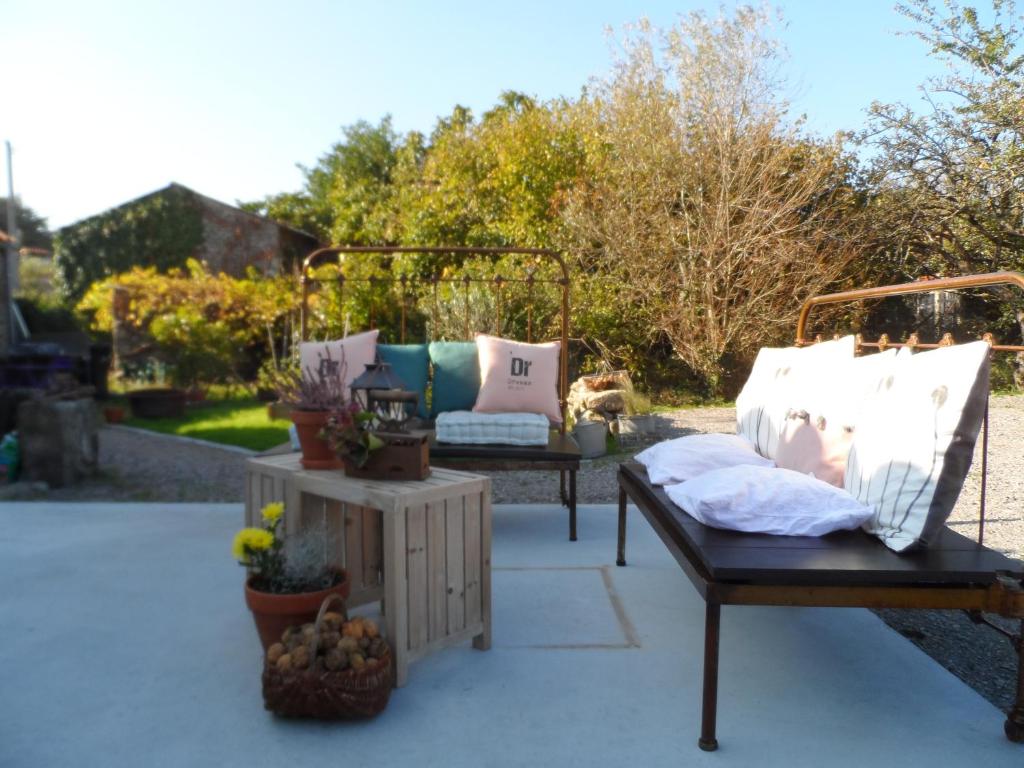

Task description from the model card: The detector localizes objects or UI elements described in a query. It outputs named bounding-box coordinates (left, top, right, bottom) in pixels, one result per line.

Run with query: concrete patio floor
left=1, top=501, right=1019, bottom=768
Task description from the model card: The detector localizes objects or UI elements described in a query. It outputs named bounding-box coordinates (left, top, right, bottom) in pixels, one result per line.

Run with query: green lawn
left=124, top=397, right=291, bottom=451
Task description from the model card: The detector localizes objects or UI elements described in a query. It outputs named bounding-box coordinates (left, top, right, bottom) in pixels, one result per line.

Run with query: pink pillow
left=472, top=334, right=562, bottom=423
left=776, top=411, right=853, bottom=487
left=299, top=330, right=379, bottom=402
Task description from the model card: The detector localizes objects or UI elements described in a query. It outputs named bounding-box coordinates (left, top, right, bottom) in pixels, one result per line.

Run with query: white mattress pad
left=435, top=411, right=550, bottom=446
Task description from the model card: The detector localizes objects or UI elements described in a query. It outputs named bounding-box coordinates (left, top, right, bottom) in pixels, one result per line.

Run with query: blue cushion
left=428, top=341, right=480, bottom=416
left=377, top=344, right=430, bottom=419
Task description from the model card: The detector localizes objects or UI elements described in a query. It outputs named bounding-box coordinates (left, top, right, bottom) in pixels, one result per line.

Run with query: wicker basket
left=262, top=594, right=393, bottom=719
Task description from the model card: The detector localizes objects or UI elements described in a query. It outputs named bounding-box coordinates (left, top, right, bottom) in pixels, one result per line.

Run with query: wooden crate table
left=245, top=452, right=492, bottom=686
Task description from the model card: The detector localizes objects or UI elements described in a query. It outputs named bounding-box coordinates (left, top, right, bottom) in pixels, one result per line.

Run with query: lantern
left=349, top=359, right=419, bottom=433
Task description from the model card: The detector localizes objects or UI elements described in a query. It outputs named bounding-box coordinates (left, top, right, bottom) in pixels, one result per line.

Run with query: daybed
left=299, top=245, right=582, bottom=540
left=615, top=272, right=1024, bottom=750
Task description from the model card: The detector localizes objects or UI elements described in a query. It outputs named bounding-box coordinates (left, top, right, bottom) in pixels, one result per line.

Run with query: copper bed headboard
left=297, top=245, right=571, bottom=428
left=795, top=270, right=1024, bottom=547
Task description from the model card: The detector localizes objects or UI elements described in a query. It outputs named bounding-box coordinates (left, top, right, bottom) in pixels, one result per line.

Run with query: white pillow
left=666, top=465, right=873, bottom=537
left=736, top=336, right=855, bottom=460
left=635, top=433, right=773, bottom=486
left=299, top=329, right=380, bottom=401
left=847, top=342, right=990, bottom=552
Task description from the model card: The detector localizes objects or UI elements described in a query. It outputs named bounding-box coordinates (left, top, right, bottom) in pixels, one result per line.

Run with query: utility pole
left=1, top=140, right=15, bottom=354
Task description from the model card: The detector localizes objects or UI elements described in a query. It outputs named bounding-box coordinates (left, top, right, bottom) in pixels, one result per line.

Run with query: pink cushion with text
left=472, top=334, right=562, bottom=423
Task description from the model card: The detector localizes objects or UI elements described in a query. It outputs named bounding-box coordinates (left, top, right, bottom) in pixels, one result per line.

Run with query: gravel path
left=7, top=398, right=1022, bottom=715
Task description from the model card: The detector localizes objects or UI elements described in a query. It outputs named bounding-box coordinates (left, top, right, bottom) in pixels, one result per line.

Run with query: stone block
left=18, top=398, right=100, bottom=487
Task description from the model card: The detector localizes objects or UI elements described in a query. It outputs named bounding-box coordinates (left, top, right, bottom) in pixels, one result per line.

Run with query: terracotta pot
left=245, top=570, right=351, bottom=651
left=103, top=406, right=125, bottom=424
left=290, top=409, right=342, bottom=470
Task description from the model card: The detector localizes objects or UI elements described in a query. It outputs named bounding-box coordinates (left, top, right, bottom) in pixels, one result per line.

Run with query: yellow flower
left=232, top=527, right=274, bottom=562
left=261, top=502, right=284, bottom=525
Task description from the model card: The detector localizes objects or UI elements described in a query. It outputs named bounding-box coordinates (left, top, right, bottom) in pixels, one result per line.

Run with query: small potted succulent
left=235, top=501, right=350, bottom=651
left=270, top=349, right=349, bottom=469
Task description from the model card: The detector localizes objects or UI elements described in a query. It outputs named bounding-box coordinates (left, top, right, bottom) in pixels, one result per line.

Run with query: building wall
left=193, top=193, right=291, bottom=277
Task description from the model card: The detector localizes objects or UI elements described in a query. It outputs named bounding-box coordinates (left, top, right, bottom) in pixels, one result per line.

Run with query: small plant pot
left=573, top=419, right=608, bottom=459
left=290, top=409, right=342, bottom=470
left=245, top=570, right=351, bottom=651
left=103, top=406, right=125, bottom=424
left=127, top=388, right=187, bottom=419
left=185, top=387, right=207, bottom=403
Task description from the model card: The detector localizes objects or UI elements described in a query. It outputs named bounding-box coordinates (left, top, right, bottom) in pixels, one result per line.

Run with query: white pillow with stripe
left=847, top=341, right=990, bottom=552
left=735, top=336, right=855, bottom=459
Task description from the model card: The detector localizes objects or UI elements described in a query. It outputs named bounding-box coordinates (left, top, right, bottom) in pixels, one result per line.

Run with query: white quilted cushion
left=435, top=411, right=550, bottom=446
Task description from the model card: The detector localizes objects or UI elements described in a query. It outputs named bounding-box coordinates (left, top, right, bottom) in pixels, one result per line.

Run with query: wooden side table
left=246, top=453, right=492, bottom=686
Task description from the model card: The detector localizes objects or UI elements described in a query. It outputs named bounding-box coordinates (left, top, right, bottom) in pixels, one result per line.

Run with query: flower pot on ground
left=245, top=571, right=350, bottom=651
left=127, top=388, right=187, bottom=419
left=573, top=419, right=608, bottom=459
left=235, top=501, right=351, bottom=651
left=266, top=400, right=292, bottom=421
left=102, top=405, right=125, bottom=424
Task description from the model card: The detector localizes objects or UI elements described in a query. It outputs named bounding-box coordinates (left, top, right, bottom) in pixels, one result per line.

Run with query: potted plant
left=320, top=403, right=386, bottom=472
left=270, top=350, right=349, bottom=469
left=235, top=501, right=350, bottom=651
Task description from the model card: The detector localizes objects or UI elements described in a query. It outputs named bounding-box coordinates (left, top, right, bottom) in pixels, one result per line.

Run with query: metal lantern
left=349, top=359, right=419, bottom=433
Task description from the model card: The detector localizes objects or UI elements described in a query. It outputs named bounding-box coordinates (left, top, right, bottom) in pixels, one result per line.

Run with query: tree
left=0, top=197, right=52, bottom=250
left=863, top=1, right=1024, bottom=293
left=562, top=9, right=864, bottom=395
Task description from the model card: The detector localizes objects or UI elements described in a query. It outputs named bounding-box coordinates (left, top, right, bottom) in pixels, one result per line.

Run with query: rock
left=17, top=398, right=100, bottom=487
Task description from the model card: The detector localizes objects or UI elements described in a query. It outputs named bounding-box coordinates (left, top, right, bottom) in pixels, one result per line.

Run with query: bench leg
left=559, top=469, right=568, bottom=506
left=699, top=601, right=721, bottom=752
left=568, top=469, right=577, bottom=541
left=1007, top=618, right=1024, bottom=742
left=616, top=485, right=627, bottom=567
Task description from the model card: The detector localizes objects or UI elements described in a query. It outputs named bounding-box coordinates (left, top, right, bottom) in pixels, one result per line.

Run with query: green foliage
left=77, top=260, right=299, bottom=389
left=0, top=197, right=52, bottom=250
left=54, top=185, right=204, bottom=300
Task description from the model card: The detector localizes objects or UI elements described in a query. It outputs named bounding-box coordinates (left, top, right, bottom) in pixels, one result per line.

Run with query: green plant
left=319, top=403, right=385, bottom=467
left=233, top=502, right=338, bottom=594
left=149, top=307, right=235, bottom=389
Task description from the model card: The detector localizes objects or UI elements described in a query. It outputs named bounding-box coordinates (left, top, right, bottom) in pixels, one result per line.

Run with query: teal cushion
left=428, top=341, right=480, bottom=416
left=377, top=344, right=430, bottom=419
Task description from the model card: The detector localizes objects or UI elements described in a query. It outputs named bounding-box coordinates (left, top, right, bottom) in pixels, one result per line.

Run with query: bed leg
left=568, top=469, right=577, bottom=542
left=616, top=485, right=627, bottom=567
left=699, top=601, right=721, bottom=752
left=1006, top=618, right=1024, bottom=743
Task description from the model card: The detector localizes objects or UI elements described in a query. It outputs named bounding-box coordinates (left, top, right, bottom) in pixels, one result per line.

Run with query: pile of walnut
left=266, top=613, right=389, bottom=674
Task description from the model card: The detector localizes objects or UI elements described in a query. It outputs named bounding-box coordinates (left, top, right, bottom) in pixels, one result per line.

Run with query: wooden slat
left=406, top=504, right=428, bottom=651
left=362, top=507, right=382, bottom=588
left=345, top=504, right=364, bottom=590
left=427, top=500, right=447, bottom=642
left=463, top=492, right=482, bottom=630
left=474, top=487, right=492, bottom=651
left=445, top=496, right=466, bottom=634
left=324, top=499, right=345, bottom=571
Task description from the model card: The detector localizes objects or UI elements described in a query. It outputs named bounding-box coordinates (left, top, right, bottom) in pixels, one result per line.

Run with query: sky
left=4, top=0, right=951, bottom=230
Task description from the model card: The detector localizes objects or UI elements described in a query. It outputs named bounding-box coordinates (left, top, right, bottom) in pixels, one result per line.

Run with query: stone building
left=56, top=183, right=320, bottom=296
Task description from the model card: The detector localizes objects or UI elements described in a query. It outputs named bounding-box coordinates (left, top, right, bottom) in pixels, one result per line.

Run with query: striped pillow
left=847, top=342, right=990, bottom=552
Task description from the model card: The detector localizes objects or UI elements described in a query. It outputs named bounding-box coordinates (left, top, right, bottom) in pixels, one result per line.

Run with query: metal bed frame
left=616, top=271, right=1024, bottom=750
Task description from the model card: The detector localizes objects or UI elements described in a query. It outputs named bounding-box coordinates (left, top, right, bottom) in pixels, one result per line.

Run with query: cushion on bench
left=736, top=336, right=855, bottom=460
left=848, top=341, right=991, bottom=552
left=299, top=330, right=379, bottom=395
left=473, top=335, right=562, bottom=423
left=378, top=343, right=429, bottom=418
left=635, top=433, right=773, bottom=485
left=429, top=342, right=480, bottom=416
left=435, top=411, right=550, bottom=446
